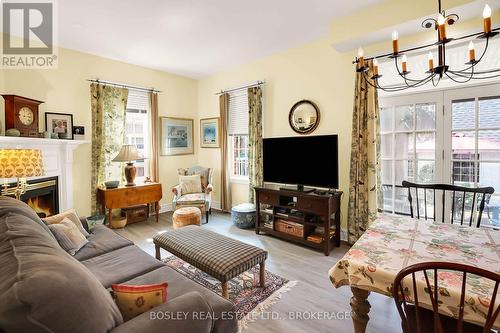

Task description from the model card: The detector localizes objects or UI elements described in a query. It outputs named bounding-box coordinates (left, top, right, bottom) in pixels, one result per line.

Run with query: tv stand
left=279, top=185, right=315, bottom=193
left=254, top=187, right=342, bottom=256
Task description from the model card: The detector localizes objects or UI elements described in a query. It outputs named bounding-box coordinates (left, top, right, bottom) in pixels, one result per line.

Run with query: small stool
left=231, top=203, right=256, bottom=229
left=173, top=207, right=201, bottom=229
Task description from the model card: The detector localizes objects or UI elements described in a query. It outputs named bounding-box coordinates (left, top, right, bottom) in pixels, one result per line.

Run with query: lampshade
left=0, top=149, right=44, bottom=178
left=112, top=145, right=143, bottom=162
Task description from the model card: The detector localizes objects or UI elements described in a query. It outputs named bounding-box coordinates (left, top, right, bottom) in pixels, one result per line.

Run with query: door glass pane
left=452, top=131, right=475, bottom=159
left=452, top=99, right=475, bottom=130
left=394, top=187, right=410, bottom=214
left=417, top=160, right=435, bottom=183
left=395, top=160, right=409, bottom=184
left=382, top=185, right=393, bottom=212
left=485, top=195, right=500, bottom=227
left=415, top=132, right=435, bottom=159
left=478, top=162, right=500, bottom=191
left=395, top=133, right=413, bottom=159
left=416, top=103, right=436, bottom=130
left=478, top=130, right=500, bottom=161
left=381, top=160, right=392, bottom=185
left=381, top=134, right=392, bottom=158
left=395, top=105, right=414, bottom=131
left=380, top=107, right=393, bottom=132
left=479, top=97, right=500, bottom=128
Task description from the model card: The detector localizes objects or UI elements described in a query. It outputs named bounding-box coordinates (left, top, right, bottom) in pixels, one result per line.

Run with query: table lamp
left=0, top=149, right=44, bottom=200
left=112, top=145, right=143, bottom=186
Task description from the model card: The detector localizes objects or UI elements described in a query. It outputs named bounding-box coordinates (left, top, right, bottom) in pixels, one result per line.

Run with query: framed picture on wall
left=200, top=117, right=220, bottom=148
left=45, top=112, right=74, bottom=140
left=160, top=117, right=194, bottom=156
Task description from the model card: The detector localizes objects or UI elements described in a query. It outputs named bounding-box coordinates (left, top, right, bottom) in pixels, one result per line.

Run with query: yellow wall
left=1, top=44, right=198, bottom=216
left=197, top=38, right=356, bottom=228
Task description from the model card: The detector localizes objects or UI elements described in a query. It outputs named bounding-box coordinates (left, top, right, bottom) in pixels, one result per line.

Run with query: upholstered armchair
left=172, top=166, right=213, bottom=224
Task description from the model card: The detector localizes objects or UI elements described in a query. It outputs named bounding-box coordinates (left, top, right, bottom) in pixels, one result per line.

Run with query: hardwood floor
left=115, top=211, right=401, bottom=333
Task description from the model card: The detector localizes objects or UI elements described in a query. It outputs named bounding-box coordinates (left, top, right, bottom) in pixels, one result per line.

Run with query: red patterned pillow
left=111, top=283, right=168, bottom=321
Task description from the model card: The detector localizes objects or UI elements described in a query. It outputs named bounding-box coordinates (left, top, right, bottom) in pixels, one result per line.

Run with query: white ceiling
left=53, top=0, right=383, bottom=79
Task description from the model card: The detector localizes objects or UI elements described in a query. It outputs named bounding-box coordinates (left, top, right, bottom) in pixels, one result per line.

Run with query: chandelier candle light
left=355, top=0, right=499, bottom=92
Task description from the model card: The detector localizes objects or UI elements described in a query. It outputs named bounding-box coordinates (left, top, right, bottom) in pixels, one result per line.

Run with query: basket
left=109, top=216, right=127, bottom=229
left=275, top=219, right=304, bottom=238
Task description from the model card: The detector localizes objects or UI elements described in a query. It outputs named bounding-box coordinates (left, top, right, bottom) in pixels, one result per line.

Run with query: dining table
left=329, top=213, right=500, bottom=333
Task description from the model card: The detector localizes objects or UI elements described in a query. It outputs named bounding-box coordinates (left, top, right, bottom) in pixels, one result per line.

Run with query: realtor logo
left=1, top=0, right=57, bottom=68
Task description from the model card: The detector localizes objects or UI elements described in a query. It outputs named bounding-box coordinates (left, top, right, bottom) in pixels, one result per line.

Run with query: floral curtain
left=347, top=61, right=382, bottom=244
left=248, top=86, right=263, bottom=204
left=219, top=93, right=232, bottom=212
left=90, top=83, right=129, bottom=214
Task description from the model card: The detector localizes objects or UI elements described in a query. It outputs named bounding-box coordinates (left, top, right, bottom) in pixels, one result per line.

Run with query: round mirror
left=289, top=100, right=320, bottom=134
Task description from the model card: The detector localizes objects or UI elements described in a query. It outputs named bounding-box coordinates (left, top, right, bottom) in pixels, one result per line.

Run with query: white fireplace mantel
left=0, top=136, right=90, bottom=211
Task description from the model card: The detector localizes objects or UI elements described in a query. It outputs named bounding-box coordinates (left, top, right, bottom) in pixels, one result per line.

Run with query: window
left=125, top=90, right=150, bottom=181
left=228, top=90, right=249, bottom=180
left=380, top=84, right=500, bottom=227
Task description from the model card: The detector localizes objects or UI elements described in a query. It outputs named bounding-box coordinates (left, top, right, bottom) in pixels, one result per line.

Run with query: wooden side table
left=97, top=182, right=162, bottom=226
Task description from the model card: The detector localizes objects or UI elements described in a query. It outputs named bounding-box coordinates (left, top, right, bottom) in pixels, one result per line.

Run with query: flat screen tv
left=262, top=135, right=339, bottom=190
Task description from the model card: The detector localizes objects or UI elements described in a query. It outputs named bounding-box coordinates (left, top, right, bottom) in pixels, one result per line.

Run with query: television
left=262, top=135, right=339, bottom=190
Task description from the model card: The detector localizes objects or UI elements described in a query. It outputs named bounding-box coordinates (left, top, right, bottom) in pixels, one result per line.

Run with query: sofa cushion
left=43, top=208, right=90, bottom=237
left=81, top=246, right=165, bottom=288
left=74, top=225, right=134, bottom=261
left=0, top=211, right=123, bottom=333
left=48, top=217, right=89, bottom=255
left=123, top=265, right=238, bottom=333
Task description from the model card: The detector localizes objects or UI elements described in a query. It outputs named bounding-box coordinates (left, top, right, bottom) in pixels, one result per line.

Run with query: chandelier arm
left=450, top=68, right=500, bottom=77
left=394, top=56, right=436, bottom=83
left=371, top=73, right=436, bottom=92
left=445, top=71, right=473, bottom=84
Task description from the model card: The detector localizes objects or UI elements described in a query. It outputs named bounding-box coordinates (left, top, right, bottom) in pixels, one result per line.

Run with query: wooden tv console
left=254, top=187, right=342, bottom=256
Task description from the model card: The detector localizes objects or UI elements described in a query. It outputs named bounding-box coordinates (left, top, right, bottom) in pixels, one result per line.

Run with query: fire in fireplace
left=3, top=177, right=59, bottom=218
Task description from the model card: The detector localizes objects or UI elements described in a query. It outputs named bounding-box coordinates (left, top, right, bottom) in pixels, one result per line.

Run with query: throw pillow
left=179, top=174, right=202, bottom=195
left=111, top=283, right=168, bottom=321
left=43, top=208, right=90, bottom=237
left=48, top=218, right=89, bottom=255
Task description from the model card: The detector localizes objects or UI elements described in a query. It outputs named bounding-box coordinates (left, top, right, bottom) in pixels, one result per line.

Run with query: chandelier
left=355, top=0, right=499, bottom=92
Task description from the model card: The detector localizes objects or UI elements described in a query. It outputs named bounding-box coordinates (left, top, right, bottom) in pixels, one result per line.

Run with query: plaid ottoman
left=153, top=225, right=268, bottom=298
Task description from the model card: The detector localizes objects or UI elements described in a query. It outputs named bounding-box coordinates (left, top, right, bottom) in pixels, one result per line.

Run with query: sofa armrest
left=172, top=184, right=182, bottom=198
left=110, top=292, right=214, bottom=333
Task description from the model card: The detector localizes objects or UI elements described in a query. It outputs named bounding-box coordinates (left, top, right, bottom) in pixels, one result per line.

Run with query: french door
left=380, top=83, right=500, bottom=227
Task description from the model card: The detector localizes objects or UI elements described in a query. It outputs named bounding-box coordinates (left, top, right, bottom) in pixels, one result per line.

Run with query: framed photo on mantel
left=200, top=117, right=220, bottom=148
left=160, top=117, right=194, bottom=156
left=45, top=112, right=74, bottom=140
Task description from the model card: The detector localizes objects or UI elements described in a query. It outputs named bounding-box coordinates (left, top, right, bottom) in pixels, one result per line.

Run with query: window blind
left=228, top=90, right=248, bottom=135
left=126, top=89, right=150, bottom=110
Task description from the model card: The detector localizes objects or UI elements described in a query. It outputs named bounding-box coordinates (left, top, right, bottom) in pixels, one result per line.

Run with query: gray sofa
left=0, top=196, right=237, bottom=333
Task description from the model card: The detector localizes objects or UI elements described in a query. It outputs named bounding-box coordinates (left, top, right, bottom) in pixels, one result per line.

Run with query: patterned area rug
left=163, top=255, right=297, bottom=331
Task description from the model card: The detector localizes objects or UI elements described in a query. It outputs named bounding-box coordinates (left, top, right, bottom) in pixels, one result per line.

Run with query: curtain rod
left=87, top=79, right=162, bottom=93
left=215, top=80, right=264, bottom=95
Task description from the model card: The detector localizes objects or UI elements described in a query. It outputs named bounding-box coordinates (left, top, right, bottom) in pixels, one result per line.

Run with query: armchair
left=172, top=166, right=213, bottom=224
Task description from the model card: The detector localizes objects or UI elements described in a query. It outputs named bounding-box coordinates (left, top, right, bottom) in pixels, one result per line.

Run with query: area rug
left=163, top=255, right=297, bottom=331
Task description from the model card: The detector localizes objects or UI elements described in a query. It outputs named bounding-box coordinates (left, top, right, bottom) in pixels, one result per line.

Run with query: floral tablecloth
left=329, top=213, right=500, bottom=327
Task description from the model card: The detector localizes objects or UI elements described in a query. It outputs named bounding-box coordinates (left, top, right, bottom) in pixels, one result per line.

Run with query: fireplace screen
left=3, top=177, right=59, bottom=218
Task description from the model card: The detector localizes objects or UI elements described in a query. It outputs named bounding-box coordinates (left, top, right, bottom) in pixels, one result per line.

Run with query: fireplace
left=4, top=177, right=59, bottom=218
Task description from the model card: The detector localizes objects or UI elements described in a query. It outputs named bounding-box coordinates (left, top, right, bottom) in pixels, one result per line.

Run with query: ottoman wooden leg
left=260, top=261, right=266, bottom=287
left=155, top=244, right=161, bottom=260
left=221, top=282, right=229, bottom=299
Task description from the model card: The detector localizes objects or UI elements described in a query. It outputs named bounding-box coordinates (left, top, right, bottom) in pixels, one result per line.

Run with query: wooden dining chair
left=393, top=262, right=500, bottom=333
left=401, top=181, right=494, bottom=227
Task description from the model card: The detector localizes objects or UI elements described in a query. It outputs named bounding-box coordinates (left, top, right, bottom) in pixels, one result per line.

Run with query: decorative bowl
left=104, top=180, right=119, bottom=189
